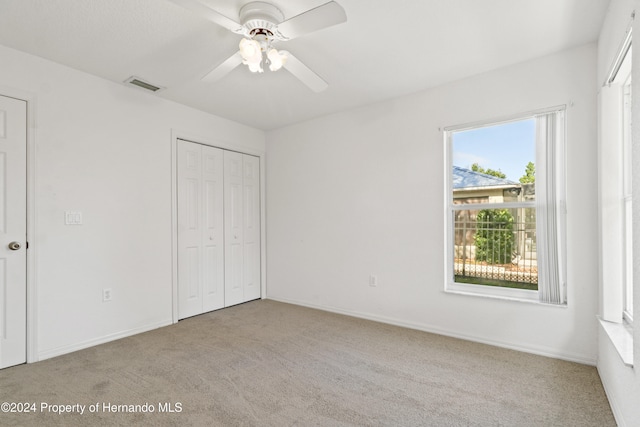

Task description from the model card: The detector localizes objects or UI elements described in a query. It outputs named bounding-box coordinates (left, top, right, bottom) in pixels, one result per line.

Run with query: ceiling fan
left=169, top=0, right=347, bottom=92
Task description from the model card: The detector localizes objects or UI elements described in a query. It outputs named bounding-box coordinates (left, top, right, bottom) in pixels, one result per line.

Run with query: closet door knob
left=8, top=241, right=21, bottom=251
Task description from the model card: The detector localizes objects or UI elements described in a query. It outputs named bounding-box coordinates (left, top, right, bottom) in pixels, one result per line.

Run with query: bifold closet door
left=177, top=140, right=224, bottom=319
left=224, top=151, right=261, bottom=307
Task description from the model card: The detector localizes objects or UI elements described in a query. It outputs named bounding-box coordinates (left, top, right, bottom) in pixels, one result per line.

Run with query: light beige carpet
left=0, top=300, right=615, bottom=426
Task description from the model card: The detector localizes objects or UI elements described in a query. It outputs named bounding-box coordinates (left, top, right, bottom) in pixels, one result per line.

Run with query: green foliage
left=471, top=163, right=506, bottom=179
left=474, top=209, right=514, bottom=264
left=519, top=161, right=535, bottom=184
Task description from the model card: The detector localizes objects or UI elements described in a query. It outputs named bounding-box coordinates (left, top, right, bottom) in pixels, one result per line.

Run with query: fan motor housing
left=239, top=1, right=284, bottom=35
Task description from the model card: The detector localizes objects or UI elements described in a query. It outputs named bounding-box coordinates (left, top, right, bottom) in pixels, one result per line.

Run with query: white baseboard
left=267, top=296, right=596, bottom=366
left=36, top=319, right=173, bottom=362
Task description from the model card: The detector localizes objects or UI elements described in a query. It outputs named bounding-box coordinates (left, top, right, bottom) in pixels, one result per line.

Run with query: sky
left=452, top=118, right=535, bottom=182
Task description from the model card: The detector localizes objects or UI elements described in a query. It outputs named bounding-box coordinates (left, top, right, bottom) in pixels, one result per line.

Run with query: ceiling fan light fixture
left=267, top=48, right=287, bottom=71
left=239, top=38, right=261, bottom=61
left=239, top=36, right=287, bottom=73
left=239, top=37, right=264, bottom=73
left=247, top=61, right=264, bottom=73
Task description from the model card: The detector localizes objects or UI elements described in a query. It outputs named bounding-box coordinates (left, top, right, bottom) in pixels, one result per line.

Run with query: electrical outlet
left=65, top=211, right=83, bottom=225
left=369, top=274, right=377, bottom=287
left=103, top=288, right=112, bottom=302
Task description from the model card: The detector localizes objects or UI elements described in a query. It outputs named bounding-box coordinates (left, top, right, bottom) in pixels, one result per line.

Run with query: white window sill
left=445, top=282, right=567, bottom=306
left=598, top=316, right=634, bottom=367
left=447, top=281, right=538, bottom=301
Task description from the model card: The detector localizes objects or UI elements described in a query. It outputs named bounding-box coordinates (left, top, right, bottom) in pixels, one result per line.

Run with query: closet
left=177, top=139, right=260, bottom=319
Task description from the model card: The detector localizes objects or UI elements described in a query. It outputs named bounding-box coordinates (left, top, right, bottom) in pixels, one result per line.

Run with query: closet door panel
left=177, top=140, right=203, bottom=319
left=243, top=155, right=261, bottom=301
left=201, top=145, right=224, bottom=312
left=224, top=150, right=245, bottom=306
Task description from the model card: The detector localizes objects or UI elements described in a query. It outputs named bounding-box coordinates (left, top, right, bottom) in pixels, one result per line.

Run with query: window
left=600, top=35, right=632, bottom=325
left=445, top=109, right=566, bottom=304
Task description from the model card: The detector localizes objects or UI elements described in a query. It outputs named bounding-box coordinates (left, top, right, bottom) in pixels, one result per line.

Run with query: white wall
left=0, top=44, right=265, bottom=361
left=266, top=43, right=599, bottom=364
left=596, top=1, right=640, bottom=426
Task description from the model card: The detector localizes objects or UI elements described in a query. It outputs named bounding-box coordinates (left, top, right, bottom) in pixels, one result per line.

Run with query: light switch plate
left=65, top=211, right=83, bottom=225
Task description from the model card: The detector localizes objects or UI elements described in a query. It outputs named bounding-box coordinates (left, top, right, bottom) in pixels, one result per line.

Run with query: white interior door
left=224, top=150, right=245, bottom=307
left=0, top=95, right=27, bottom=369
left=177, top=140, right=224, bottom=319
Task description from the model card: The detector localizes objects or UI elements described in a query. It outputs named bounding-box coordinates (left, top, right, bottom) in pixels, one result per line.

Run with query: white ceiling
left=0, top=0, right=610, bottom=130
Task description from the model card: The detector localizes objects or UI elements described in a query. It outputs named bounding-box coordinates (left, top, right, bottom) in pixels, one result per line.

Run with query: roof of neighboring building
left=452, top=166, right=520, bottom=190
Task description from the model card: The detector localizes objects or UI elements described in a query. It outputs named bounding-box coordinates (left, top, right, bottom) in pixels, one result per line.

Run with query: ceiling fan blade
left=277, top=1, right=347, bottom=40
left=167, top=0, right=242, bottom=33
left=202, top=52, right=243, bottom=82
left=281, top=52, right=328, bottom=92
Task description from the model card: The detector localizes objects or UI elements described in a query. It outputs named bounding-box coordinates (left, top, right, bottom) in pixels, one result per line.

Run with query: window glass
left=449, top=118, right=538, bottom=292
left=452, top=119, right=536, bottom=204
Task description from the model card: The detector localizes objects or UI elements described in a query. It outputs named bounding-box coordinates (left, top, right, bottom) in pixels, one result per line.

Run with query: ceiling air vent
left=124, top=76, right=164, bottom=93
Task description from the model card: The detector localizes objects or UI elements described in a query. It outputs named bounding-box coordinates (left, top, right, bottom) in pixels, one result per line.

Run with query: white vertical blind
left=536, top=110, right=566, bottom=304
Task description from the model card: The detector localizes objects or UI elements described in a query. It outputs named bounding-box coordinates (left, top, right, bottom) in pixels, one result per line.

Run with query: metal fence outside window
left=453, top=208, right=538, bottom=288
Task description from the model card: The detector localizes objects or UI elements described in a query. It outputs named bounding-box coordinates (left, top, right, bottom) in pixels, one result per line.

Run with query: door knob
left=8, top=241, right=21, bottom=251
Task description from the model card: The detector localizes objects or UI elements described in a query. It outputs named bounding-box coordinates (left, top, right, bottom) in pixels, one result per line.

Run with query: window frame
left=620, top=49, right=634, bottom=325
left=600, top=33, right=633, bottom=327
left=444, top=108, right=566, bottom=304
